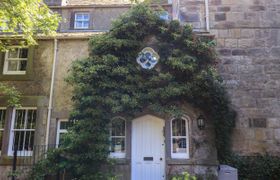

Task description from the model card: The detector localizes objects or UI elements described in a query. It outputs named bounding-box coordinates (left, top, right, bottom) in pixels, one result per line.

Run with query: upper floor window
left=0, top=108, right=6, bottom=155
left=171, top=117, right=189, bottom=159
left=56, top=119, right=69, bottom=147
left=74, top=13, right=90, bottom=29
left=8, top=108, right=37, bottom=156
left=110, top=117, right=126, bottom=158
left=3, top=48, right=28, bottom=75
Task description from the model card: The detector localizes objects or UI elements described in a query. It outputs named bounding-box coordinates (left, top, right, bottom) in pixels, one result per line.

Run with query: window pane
left=7, top=61, right=18, bottom=71
left=83, top=14, right=89, bottom=20
left=111, top=137, right=125, bottom=153
left=19, top=48, right=28, bottom=58
left=27, top=110, right=36, bottom=129
left=13, top=131, right=24, bottom=151
left=14, top=110, right=26, bottom=129
left=0, top=109, right=5, bottom=129
left=24, top=131, right=34, bottom=151
left=75, top=21, right=83, bottom=28
left=172, top=138, right=187, bottom=153
left=8, top=49, right=19, bottom=58
left=76, top=14, right=84, bottom=20
left=111, top=119, right=125, bottom=136
left=59, top=132, right=66, bottom=146
left=83, top=22, right=89, bottom=28
left=0, top=131, right=3, bottom=152
left=60, top=122, right=69, bottom=130
left=19, top=60, right=27, bottom=71
left=172, top=119, right=186, bottom=136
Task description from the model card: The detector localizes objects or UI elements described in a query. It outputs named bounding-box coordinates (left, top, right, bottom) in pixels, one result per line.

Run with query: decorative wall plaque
left=136, top=47, right=159, bottom=70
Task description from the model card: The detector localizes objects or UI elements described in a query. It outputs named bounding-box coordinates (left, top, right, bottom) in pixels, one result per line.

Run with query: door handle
left=160, top=158, right=163, bottom=161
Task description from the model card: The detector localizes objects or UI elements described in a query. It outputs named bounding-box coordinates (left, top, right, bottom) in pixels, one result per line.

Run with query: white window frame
left=74, top=12, right=90, bottom=29
left=0, top=107, right=6, bottom=155
left=56, top=119, right=69, bottom=147
left=109, top=117, right=126, bottom=159
left=170, top=116, right=190, bottom=159
left=8, top=107, right=37, bottom=156
left=3, top=47, right=28, bottom=75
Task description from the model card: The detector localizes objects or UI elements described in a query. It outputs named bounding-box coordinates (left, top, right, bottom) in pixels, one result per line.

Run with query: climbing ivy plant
left=30, top=3, right=236, bottom=180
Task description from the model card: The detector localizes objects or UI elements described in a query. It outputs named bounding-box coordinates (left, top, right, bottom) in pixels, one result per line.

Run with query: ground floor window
left=8, top=108, right=37, bottom=156
left=110, top=117, right=126, bottom=158
left=56, top=119, right=69, bottom=147
left=0, top=108, right=6, bottom=155
left=171, top=117, right=189, bottom=159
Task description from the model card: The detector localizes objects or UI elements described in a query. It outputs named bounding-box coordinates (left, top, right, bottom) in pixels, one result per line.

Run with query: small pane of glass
left=7, top=61, right=18, bottom=71
left=19, top=48, right=28, bottom=58
left=15, top=110, right=26, bottom=129
left=111, top=119, right=125, bottom=136
left=60, top=121, right=69, bottom=130
left=8, top=49, right=18, bottom=58
left=27, top=110, right=36, bottom=129
left=172, top=119, right=186, bottom=136
left=19, top=60, right=27, bottom=71
left=0, top=109, right=5, bottom=129
left=172, top=138, right=187, bottom=153
left=111, top=137, right=125, bottom=153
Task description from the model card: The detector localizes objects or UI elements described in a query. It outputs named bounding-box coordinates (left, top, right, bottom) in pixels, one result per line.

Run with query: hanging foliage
left=30, top=3, right=236, bottom=179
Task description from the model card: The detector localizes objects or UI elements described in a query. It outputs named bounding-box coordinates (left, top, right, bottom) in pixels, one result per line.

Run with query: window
left=110, top=117, right=126, bottom=158
left=74, top=13, right=90, bottom=29
left=3, top=48, right=28, bottom=75
left=171, top=117, right=189, bottom=159
left=56, top=119, right=69, bottom=147
left=0, top=108, right=6, bottom=155
left=8, top=108, right=36, bottom=156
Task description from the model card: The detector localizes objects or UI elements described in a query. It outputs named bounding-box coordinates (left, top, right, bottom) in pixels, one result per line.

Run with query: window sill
left=0, top=155, right=33, bottom=166
left=109, top=158, right=130, bottom=165
left=0, top=74, right=34, bottom=81
left=166, top=158, right=219, bottom=166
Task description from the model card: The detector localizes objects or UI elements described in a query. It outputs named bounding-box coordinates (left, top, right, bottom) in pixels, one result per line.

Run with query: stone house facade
left=0, top=0, right=279, bottom=179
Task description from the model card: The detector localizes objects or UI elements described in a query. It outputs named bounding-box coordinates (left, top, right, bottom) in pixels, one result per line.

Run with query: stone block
left=229, top=29, right=241, bottom=38
left=249, top=5, right=266, bottom=11
left=274, top=129, right=280, bottom=140
left=268, top=118, right=280, bottom=128
left=232, top=49, right=247, bottom=56
left=225, top=39, right=238, bottom=48
left=249, top=118, right=267, bottom=128
left=241, top=29, right=255, bottom=38
left=255, top=129, right=266, bottom=141
left=215, top=13, right=226, bottom=21
left=217, top=6, right=231, bottom=12
left=217, top=48, right=232, bottom=56
left=218, top=29, right=229, bottom=38
left=238, top=39, right=253, bottom=48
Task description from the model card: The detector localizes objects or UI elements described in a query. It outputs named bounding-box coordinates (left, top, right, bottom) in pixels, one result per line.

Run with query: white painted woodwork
left=131, top=115, right=165, bottom=180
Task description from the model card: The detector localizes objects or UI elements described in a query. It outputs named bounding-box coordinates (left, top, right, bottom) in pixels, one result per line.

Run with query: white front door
left=132, top=115, right=165, bottom=180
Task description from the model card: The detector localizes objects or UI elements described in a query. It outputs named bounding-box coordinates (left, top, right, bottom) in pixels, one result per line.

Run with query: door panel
left=132, top=115, right=165, bottom=180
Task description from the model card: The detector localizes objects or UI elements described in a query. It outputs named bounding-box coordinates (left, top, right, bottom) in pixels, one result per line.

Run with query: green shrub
left=171, top=172, right=197, bottom=180
left=227, top=154, right=280, bottom=180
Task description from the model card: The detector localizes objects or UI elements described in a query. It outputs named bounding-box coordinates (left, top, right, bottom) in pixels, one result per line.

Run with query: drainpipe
left=205, top=0, right=210, bottom=32
left=45, top=38, right=58, bottom=150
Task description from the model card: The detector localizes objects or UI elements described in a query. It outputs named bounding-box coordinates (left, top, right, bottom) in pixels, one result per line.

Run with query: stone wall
left=178, top=0, right=280, bottom=155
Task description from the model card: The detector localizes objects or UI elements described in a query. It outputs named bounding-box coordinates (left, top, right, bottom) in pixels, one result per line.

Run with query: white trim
left=56, top=119, right=69, bottom=147
left=205, top=0, right=210, bottom=32
left=3, top=48, right=28, bottom=75
left=74, top=13, right=90, bottom=29
left=45, top=38, right=58, bottom=150
left=109, top=117, right=126, bottom=159
left=170, top=116, right=190, bottom=159
left=8, top=107, right=37, bottom=156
